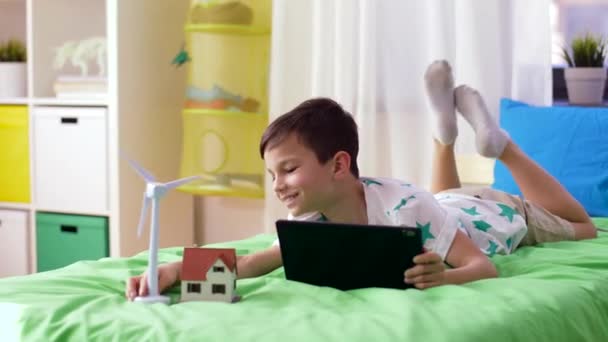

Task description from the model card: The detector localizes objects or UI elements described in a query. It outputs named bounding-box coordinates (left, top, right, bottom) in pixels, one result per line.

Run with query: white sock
left=424, top=60, right=457, bottom=145
left=454, top=85, right=509, bottom=158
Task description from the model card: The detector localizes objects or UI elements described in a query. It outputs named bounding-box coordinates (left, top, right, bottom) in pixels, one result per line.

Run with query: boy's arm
left=405, top=230, right=497, bottom=289
left=236, top=245, right=283, bottom=279
left=442, top=230, right=498, bottom=284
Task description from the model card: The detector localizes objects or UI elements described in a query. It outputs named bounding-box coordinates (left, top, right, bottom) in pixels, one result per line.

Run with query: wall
left=0, top=1, right=25, bottom=43
left=196, top=197, right=265, bottom=245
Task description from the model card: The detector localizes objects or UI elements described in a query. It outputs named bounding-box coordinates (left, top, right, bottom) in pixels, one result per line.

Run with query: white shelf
left=0, top=97, right=28, bottom=105
left=0, top=97, right=109, bottom=106
left=34, top=207, right=111, bottom=217
left=0, top=0, right=196, bottom=272
left=0, top=202, right=111, bottom=217
left=0, top=202, right=31, bottom=211
left=32, top=97, right=108, bottom=107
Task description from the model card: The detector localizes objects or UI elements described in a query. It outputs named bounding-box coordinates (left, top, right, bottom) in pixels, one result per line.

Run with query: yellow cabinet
left=179, top=0, right=271, bottom=198
left=0, top=105, right=30, bottom=203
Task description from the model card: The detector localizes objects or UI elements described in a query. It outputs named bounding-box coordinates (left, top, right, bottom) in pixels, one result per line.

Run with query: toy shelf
left=178, top=180, right=265, bottom=199
left=179, top=108, right=267, bottom=198
left=0, top=98, right=28, bottom=105
left=184, top=24, right=270, bottom=36
left=178, top=0, right=271, bottom=199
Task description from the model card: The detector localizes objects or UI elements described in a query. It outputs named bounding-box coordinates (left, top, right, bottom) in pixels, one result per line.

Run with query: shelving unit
left=178, top=0, right=271, bottom=199
left=0, top=0, right=195, bottom=277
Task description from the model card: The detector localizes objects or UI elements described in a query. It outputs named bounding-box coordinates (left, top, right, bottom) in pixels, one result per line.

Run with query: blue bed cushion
left=492, top=98, right=608, bottom=217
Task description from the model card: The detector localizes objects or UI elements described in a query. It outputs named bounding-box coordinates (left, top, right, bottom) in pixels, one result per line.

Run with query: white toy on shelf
left=126, top=158, right=200, bottom=305
left=53, top=37, right=107, bottom=77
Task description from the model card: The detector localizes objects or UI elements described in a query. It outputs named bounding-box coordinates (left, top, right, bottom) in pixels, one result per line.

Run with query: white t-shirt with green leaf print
left=276, top=177, right=527, bottom=260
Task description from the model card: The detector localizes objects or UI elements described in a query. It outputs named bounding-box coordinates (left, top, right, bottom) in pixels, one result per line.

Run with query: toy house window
left=187, top=283, right=201, bottom=293
left=212, top=284, right=226, bottom=294
left=213, top=266, right=225, bottom=272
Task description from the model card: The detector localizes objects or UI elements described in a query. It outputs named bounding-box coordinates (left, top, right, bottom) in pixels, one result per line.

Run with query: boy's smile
left=264, top=133, right=334, bottom=217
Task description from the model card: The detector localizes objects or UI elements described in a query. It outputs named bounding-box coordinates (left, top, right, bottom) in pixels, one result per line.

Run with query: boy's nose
left=273, top=177, right=286, bottom=192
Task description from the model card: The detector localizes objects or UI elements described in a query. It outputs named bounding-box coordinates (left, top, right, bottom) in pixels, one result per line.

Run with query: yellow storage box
left=0, top=105, right=30, bottom=203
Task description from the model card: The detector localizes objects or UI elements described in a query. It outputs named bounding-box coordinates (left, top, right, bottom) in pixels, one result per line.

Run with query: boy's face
left=264, top=133, right=335, bottom=217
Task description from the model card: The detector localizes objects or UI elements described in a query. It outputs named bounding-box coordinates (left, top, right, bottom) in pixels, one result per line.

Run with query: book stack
left=53, top=76, right=107, bottom=99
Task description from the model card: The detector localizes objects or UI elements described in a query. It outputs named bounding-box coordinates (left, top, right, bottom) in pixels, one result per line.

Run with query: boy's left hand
left=404, top=251, right=445, bottom=289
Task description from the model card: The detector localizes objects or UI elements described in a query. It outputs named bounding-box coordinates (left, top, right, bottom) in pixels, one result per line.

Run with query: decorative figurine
left=172, top=43, right=191, bottom=67
left=53, top=37, right=107, bottom=77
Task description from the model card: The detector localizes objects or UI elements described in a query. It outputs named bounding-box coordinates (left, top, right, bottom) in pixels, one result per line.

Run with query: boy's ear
left=332, top=151, right=351, bottom=179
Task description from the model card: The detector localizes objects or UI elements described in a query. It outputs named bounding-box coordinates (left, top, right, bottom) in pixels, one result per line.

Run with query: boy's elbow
left=485, top=260, right=498, bottom=279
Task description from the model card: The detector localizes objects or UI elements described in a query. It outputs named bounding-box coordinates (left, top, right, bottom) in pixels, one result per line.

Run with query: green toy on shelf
left=172, top=43, right=191, bottom=67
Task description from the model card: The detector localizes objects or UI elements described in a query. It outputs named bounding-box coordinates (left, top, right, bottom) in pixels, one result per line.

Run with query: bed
left=1, top=218, right=607, bottom=341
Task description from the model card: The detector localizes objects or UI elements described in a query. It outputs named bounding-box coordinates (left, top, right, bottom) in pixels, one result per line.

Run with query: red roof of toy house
left=181, top=247, right=237, bottom=281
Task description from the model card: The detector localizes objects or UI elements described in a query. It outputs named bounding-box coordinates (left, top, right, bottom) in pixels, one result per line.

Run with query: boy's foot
left=424, top=60, right=457, bottom=145
left=454, top=85, right=509, bottom=158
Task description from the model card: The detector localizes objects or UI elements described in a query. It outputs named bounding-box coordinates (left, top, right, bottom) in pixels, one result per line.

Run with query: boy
left=126, top=61, right=597, bottom=300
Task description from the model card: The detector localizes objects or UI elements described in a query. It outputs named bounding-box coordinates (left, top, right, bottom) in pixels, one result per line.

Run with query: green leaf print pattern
left=506, top=237, right=513, bottom=250
left=393, top=195, right=416, bottom=211
left=416, top=221, right=434, bottom=244
left=472, top=220, right=492, bottom=232
left=497, top=203, right=518, bottom=223
left=361, top=179, right=383, bottom=186
left=461, top=206, right=481, bottom=216
left=486, top=240, right=499, bottom=255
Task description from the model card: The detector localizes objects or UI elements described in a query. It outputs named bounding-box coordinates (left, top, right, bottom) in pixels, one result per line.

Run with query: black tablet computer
left=276, top=219, right=423, bottom=291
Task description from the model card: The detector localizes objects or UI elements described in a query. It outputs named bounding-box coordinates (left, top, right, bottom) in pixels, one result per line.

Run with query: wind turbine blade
left=126, top=158, right=156, bottom=182
left=163, top=175, right=201, bottom=189
left=137, top=196, right=151, bottom=238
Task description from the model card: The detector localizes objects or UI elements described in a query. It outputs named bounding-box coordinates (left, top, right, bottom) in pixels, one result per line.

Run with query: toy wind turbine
left=127, top=158, right=200, bottom=304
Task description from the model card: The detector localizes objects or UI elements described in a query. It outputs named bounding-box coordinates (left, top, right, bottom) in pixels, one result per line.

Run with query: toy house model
left=180, top=247, right=238, bottom=303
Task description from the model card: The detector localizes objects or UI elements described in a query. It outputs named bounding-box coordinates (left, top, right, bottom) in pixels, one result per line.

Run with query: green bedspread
left=1, top=218, right=608, bottom=341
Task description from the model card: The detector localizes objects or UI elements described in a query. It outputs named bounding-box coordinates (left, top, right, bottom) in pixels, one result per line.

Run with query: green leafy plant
left=561, top=33, right=607, bottom=67
left=0, top=39, right=27, bottom=62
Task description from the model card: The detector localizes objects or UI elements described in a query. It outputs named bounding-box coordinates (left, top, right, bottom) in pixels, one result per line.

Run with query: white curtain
left=264, top=0, right=552, bottom=230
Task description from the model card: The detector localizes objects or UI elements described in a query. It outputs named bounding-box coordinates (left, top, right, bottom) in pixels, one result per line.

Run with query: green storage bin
left=36, top=212, right=109, bottom=272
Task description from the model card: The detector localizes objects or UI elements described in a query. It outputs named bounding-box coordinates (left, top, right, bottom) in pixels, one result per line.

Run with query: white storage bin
left=0, top=209, right=29, bottom=277
left=33, top=107, right=108, bottom=213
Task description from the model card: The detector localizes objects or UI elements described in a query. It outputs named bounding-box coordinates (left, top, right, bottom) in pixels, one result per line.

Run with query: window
left=212, top=284, right=226, bottom=294
left=213, top=266, right=225, bottom=273
left=551, top=0, right=608, bottom=101
left=187, top=283, right=201, bottom=293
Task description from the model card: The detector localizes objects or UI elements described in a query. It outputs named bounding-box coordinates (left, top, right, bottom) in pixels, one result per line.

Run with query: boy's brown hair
left=259, top=98, right=360, bottom=177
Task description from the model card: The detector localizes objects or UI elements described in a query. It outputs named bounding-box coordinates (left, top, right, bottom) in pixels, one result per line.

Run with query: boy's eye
left=268, top=172, right=276, bottom=181
left=285, top=166, right=297, bottom=173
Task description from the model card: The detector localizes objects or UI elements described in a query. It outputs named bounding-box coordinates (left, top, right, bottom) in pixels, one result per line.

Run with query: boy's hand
left=404, top=251, right=445, bottom=289
left=125, top=261, right=181, bottom=301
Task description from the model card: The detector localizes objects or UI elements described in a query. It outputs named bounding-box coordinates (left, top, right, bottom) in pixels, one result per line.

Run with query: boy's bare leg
left=425, top=60, right=461, bottom=193
left=455, top=85, right=596, bottom=240
left=431, top=140, right=461, bottom=193
left=499, top=142, right=596, bottom=239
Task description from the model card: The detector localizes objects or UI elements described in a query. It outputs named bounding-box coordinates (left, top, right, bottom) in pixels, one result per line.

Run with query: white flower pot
left=564, top=67, right=607, bottom=105
left=0, top=62, right=27, bottom=98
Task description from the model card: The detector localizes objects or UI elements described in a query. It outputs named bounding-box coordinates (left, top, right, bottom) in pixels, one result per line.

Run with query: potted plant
left=0, top=39, right=27, bottom=98
left=561, top=33, right=607, bottom=105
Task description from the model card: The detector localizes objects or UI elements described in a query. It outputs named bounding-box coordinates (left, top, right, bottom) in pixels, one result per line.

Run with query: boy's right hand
left=125, top=261, right=181, bottom=301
